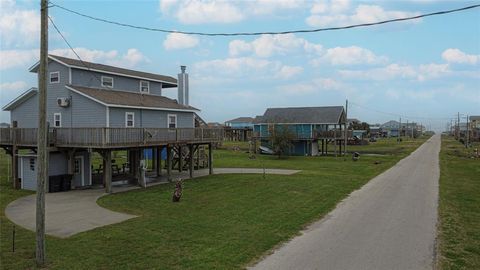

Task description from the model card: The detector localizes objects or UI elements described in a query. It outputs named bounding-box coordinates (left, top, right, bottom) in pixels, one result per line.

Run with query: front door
left=73, top=156, right=84, bottom=187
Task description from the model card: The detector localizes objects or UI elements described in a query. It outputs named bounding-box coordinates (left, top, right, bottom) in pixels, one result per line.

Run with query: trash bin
left=49, top=175, right=63, bottom=192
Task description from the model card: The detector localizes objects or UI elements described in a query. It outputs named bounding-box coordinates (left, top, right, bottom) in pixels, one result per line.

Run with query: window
left=101, top=76, right=113, bottom=88
left=74, top=159, right=80, bottom=174
left=125, top=112, right=134, bottom=127
left=29, top=158, right=35, bottom=171
left=50, top=71, right=59, bottom=83
left=53, top=113, right=61, bottom=127
left=139, top=80, right=149, bottom=93
left=168, top=114, right=177, bottom=128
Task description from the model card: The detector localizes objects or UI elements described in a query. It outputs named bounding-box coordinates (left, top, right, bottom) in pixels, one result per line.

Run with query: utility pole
left=466, top=115, right=469, bottom=148
left=36, top=0, right=48, bottom=266
left=406, top=120, right=409, bottom=140
left=457, top=112, right=460, bottom=139
left=398, top=117, right=401, bottom=143
left=344, top=99, right=348, bottom=158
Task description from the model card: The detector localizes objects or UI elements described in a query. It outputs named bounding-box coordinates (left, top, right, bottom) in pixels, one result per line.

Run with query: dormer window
left=101, top=76, right=113, bottom=88
left=50, top=72, right=59, bottom=83
left=140, top=80, right=149, bottom=93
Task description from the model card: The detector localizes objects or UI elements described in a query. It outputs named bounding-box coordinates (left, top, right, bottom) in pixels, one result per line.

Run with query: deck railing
left=0, top=127, right=223, bottom=148
left=252, top=130, right=353, bottom=140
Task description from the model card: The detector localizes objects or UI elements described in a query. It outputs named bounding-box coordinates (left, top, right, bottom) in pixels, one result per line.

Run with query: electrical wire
left=348, top=101, right=453, bottom=121
left=49, top=2, right=480, bottom=36
left=48, top=15, right=105, bottom=87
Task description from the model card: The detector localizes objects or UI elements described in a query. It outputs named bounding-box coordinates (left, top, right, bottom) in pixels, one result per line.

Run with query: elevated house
left=224, top=116, right=254, bottom=141
left=225, top=117, right=254, bottom=128
left=1, top=55, right=222, bottom=192
left=381, top=120, right=400, bottom=137
left=253, top=106, right=347, bottom=156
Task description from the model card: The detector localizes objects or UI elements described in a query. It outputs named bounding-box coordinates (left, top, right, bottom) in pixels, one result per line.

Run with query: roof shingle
left=258, top=106, right=345, bottom=124
left=67, top=85, right=198, bottom=111
left=31, top=55, right=177, bottom=87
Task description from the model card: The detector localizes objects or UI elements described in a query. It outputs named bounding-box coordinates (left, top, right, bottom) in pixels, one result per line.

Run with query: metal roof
left=67, top=85, right=199, bottom=112
left=257, top=106, right=345, bottom=124
left=30, top=55, right=178, bottom=87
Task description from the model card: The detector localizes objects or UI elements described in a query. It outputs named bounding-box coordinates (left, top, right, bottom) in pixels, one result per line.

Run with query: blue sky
left=1, top=0, right=479, bottom=131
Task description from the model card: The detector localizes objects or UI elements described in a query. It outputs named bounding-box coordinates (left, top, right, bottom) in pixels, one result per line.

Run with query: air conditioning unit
left=57, top=97, right=70, bottom=107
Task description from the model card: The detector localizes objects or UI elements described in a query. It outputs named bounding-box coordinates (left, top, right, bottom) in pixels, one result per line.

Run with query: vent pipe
left=178, top=65, right=189, bottom=105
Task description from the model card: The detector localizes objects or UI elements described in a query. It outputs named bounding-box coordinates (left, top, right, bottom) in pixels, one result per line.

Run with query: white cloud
left=0, top=81, right=28, bottom=91
left=163, top=33, right=199, bottom=50
left=417, top=63, right=449, bottom=81
left=275, top=65, right=303, bottom=79
left=159, top=0, right=307, bottom=24
left=339, top=63, right=450, bottom=81
left=49, top=48, right=149, bottom=68
left=278, top=77, right=349, bottom=95
left=313, top=46, right=387, bottom=66
left=0, top=49, right=38, bottom=70
left=193, top=57, right=301, bottom=80
left=172, top=0, right=244, bottom=24
left=229, top=34, right=322, bottom=57
left=306, top=4, right=420, bottom=28
left=250, top=0, right=305, bottom=15
left=0, top=0, right=40, bottom=46
left=442, top=48, right=479, bottom=65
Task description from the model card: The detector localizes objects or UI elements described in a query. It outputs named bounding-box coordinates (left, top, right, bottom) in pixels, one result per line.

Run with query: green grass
left=0, top=137, right=428, bottom=269
left=438, top=136, right=480, bottom=270
left=347, top=136, right=430, bottom=155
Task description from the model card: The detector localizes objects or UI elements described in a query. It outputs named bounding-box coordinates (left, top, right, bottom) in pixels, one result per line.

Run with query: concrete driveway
left=251, top=135, right=440, bottom=270
left=5, top=189, right=136, bottom=238
left=6, top=167, right=300, bottom=238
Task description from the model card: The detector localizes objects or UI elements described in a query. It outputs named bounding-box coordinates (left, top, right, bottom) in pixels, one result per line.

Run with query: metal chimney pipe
left=177, top=66, right=189, bottom=105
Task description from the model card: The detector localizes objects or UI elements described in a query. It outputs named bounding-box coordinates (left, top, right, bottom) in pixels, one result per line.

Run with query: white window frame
left=50, top=71, right=60, bottom=84
left=168, top=114, right=177, bottom=129
left=125, top=112, right=135, bottom=127
left=53, top=113, right=62, bottom=127
left=101, top=76, right=114, bottom=88
left=139, top=80, right=150, bottom=93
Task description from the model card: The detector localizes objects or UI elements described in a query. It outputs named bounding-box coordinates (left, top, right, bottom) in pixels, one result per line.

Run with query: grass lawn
left=437, top=136, right=480, bottom=269
left=0, top=136, right=428, bottom=269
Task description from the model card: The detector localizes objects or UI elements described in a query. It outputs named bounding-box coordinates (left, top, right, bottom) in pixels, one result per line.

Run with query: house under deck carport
left=253, top=106, right=349, bottom=156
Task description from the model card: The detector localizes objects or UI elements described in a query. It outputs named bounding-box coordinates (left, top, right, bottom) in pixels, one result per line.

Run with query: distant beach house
left=1, top=55, right=221, bottom=192
left=224, top=117, right=255, bottom=141
left=253, top=106, right=347, bottom=156
left=225, top=117, right=254, bottom=129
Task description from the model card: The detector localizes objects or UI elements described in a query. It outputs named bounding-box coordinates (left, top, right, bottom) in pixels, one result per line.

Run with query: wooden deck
left=0, top=127, right=223, bottom=149
left=252, top=130, right=353, bottom=140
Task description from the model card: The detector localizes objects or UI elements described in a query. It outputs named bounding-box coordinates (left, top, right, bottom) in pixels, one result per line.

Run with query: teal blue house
left=253, top=106, right=346, bottom=156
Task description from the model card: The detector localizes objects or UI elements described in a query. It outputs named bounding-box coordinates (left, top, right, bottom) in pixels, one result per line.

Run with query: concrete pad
left=5, top=167, right=300, bottom=238
left=5, top=189, right=136, bottom=238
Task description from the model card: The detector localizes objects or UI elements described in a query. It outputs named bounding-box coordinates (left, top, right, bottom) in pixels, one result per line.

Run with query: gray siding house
left=253, top=106, right=347, bottom=156
left=3, top=55, right=199, bottom=191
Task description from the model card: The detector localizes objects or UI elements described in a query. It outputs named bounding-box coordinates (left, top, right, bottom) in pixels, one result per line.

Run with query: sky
left=0, top=0, right=479, bottom=132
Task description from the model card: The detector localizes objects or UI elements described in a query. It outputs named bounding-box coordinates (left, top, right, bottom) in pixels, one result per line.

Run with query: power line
left=348, top=101, right=453, bottom=121
left=49, top=2, right=480, bottom=36
left=48, top=15, right=104, bottom=86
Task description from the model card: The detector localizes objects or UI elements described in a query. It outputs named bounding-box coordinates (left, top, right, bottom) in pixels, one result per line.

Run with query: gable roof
left=226, top=117, right=254, bottom=123
left=66, top=85, right=199, bottom=112
left=470, top=116, right=480, bottom=121
left=2, top=88, right=38, bottom=111
left=258, top=106, right=345, bottom=124
left=30, top=55, right=177, bottom=87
